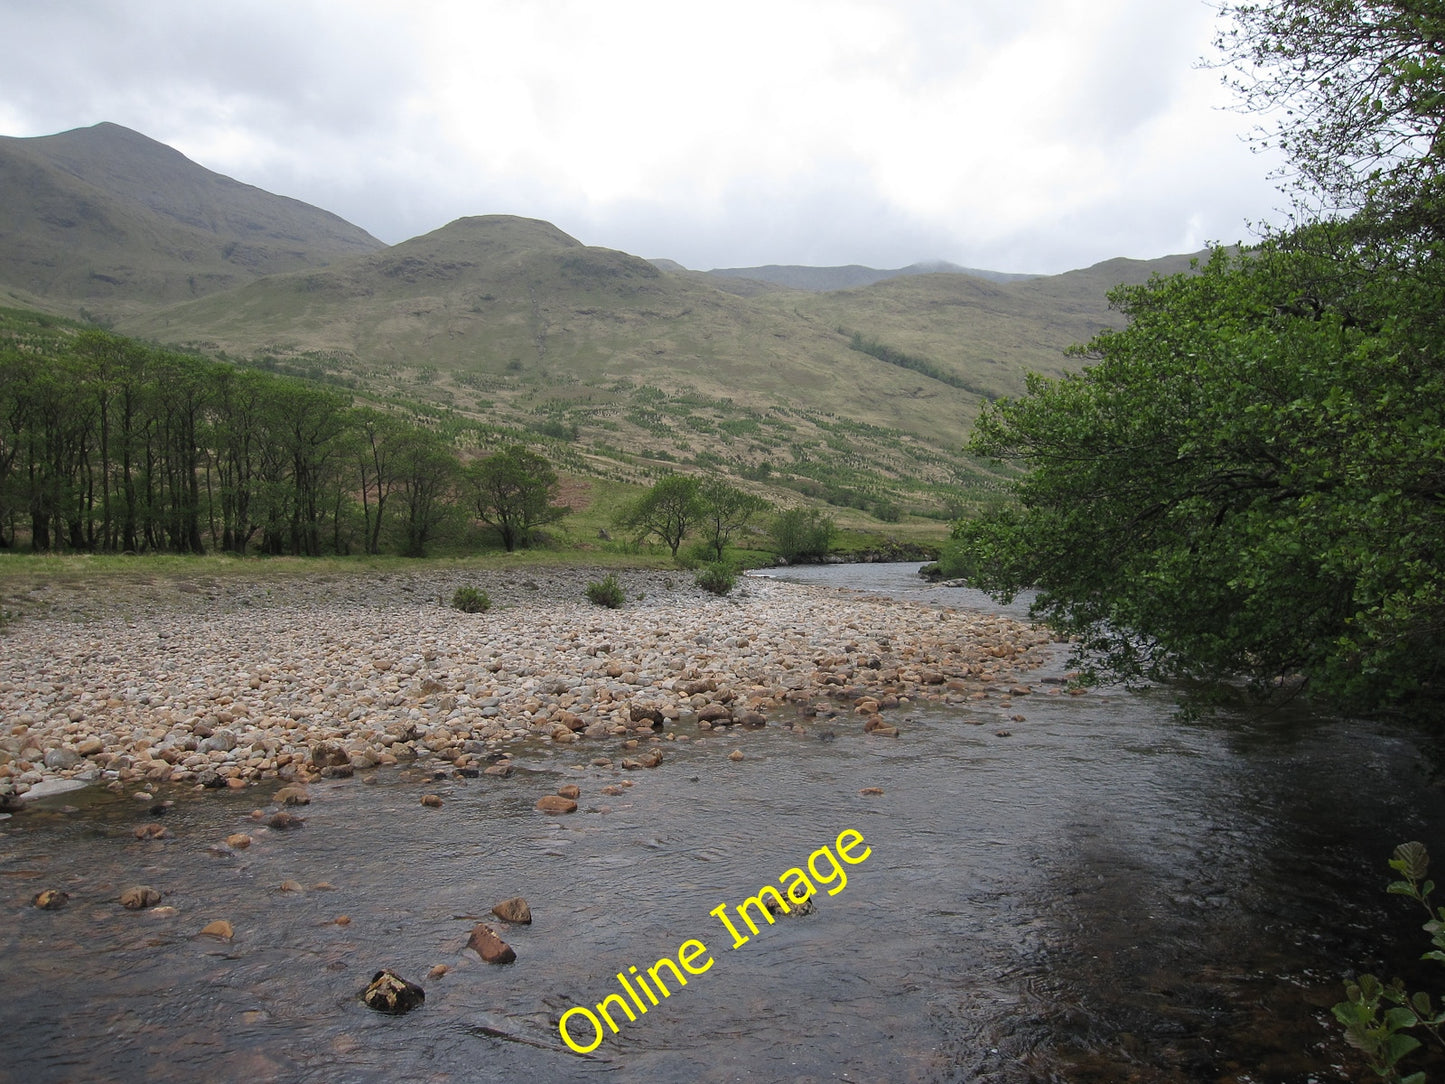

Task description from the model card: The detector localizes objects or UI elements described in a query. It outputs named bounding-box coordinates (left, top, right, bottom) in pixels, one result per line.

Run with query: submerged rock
left=491, top=897, right=532, bottom=924
left=120, top=885, right=162, bottom=910
left=535, top=795, right=577, bottom=814
left=32, top=888, right=69, bottom=910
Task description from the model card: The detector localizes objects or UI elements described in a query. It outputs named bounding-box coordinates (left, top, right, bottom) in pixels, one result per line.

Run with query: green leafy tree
left=468, top=444, right=568, bottom=552
left=617, top=474, right=702, bottom=558
left=697, top=476, right=770, bottom=561
left=1216, top=0, right=1445, bottom=216
left=771, top=507, right=835, bottom=562
left=956, top=240, right=1445, bottom=711
left=392, top=428, right=460, bottom=558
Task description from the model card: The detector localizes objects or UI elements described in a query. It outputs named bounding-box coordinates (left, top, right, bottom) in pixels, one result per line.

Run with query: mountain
left=0, top=123, right=1208, bottom=517
left=702, top=260, right=1036, bottom=291
left=0, top=122, right=383, bottom=317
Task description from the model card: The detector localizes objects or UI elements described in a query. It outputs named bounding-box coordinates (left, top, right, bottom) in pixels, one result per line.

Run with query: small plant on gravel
left=585, top=573, right=626, bottom=609
left=695, top=562, right=737, bottom=596
left=452, top=586, right=491, bottom=613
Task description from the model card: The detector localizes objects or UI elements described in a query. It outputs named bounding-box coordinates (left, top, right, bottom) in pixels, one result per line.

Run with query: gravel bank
left=0, top=566, right=1065, bottom=802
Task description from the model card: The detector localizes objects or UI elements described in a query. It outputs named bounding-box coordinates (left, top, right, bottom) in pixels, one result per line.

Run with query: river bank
left=1, top=565, right=1065, bottom=804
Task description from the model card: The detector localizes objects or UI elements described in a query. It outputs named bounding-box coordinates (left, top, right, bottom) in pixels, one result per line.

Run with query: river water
left=4, top=563, right=1444, bottom=1083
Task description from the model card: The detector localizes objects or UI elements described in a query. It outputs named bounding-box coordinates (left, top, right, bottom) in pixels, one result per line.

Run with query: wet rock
left=43, top=747, right=81, bottom=771
left=556, top=784, right=580, bottom=800
left=467, top=923, right=516, bottom=964
left=492, top=897, right=532, bottom=924
left=274, top=786, right=311, bottom=806
left=483, top=761, right=513, bottom=777
left=728, top=749, right=745, bottom=762
left=133, top=823, right=169, bottom=840
left=629, top=703, right=665, bottom=727
left=535, top=795, right=577, bottom=814
left=599, top=784, right=624, bottom=796
left=279, top=880, right=305, bottom=893
left=737, top=711, right=768, bottom=727
left=868, top=725, right=900, bottom=738
left=120, top=885, right=162, bottom=910
left=765, top=893, right=816, bottom=917
left=32, top=888, right=69, bottom=910
left=225, top=833, right=253, bottom=849
left=859, top=787, right=885, bottom=796
left=201, top=919, right=234, bottom=940
left=310, top=741, right=350, bottom=768
left=267, top=811, right=305, bottom=831
left=362, top=969, right=426, bottom=1014
left=420, top=794, right=443, bottom=808
left=427, top=963, right=450, bottom=980
left=697, top=704, right=733, bottom=724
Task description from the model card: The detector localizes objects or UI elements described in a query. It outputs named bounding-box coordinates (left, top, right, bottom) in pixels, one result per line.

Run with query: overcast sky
left=2, top=0, right=1289, bottom=274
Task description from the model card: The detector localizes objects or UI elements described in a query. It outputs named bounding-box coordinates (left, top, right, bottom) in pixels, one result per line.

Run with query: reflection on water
left=4, top=564, right=1444, bottom=1082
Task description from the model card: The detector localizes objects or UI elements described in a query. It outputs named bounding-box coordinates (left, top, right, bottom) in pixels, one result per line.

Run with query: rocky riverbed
left=0, top=565, right=1068, bottom=804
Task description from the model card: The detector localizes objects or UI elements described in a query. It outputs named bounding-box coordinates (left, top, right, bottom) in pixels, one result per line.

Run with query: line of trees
left=0, top=325, right=567, bottom=556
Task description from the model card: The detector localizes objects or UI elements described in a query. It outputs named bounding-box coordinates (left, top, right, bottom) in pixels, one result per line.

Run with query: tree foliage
left=1217, top=0, right=1445, bottom=213
left=947, top=1, right=1445, bottom=716
left=696, top=476, right=769, bottom=561
left=617, top=474, right=702, bottom=558
left=956, top=239, right=1445, bottom=712
left=0, top=316, right=560, bottom=558
left=467, top=444, right=568, bottom=552
left=771, top=507, right=836, bottom=562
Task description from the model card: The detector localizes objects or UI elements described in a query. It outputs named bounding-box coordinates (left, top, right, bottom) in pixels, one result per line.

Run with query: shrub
left=771, top=507, right=836, bottom=562
left=695, top=562, right=737, bottom=596
left=585, top=573, right=626, bottom=609
left=452, top=586, right=491, bottom=613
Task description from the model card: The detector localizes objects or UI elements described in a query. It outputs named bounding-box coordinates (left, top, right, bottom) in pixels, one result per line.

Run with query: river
left=4, top=562, right=1443, bottom=1082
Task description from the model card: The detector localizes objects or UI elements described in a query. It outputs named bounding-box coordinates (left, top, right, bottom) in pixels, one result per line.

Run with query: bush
left=695, top=562, right=737, bottom=596
left=585, top=573, right=626, bottom=609
left=452, top=586, right=491, bottom=613
left=771, top=507, right=836, bottom=562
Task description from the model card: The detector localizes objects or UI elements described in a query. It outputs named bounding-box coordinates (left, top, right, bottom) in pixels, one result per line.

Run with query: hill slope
left=118, top=213, right=1204, bottom=516
left=0, top=122, right=384, bottom=317
left=3, top=122, right=1208, bottom=520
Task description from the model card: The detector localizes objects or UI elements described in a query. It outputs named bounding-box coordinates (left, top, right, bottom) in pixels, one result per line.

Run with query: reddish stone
left=467, top=923, right=516, bottom=964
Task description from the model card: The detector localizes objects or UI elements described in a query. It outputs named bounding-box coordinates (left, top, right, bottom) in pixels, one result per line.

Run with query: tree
left=1216, top=0, right=1445, bottom=214
left=954, top=240, right=1445, bottom=712
left=468, top=444, right=567, bottom=552
left=771, top=507, right=835, bottom=563
left=618, top=474, right=701, bottom=558
left=392, top=428, right=459, bottom=558
left=696, top=476, right=769, bottom=561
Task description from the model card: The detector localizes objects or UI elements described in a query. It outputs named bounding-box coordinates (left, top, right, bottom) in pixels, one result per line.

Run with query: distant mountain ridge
left=699, top=260, right=1037, bottom=292
left=0, top=122, right=384, bottom=315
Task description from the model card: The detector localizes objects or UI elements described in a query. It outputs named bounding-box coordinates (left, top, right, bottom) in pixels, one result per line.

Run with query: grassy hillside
left=113, top=215, right=1206, bottom=519
left=0, top=124, right=1212, bottom=528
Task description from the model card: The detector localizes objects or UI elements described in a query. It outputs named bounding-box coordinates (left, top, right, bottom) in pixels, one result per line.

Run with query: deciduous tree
left=468, top=444, right=567, bottom=552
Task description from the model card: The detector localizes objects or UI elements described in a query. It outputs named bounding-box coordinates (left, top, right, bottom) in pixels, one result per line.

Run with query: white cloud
left=0, top=0, right=1287, bottom=272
